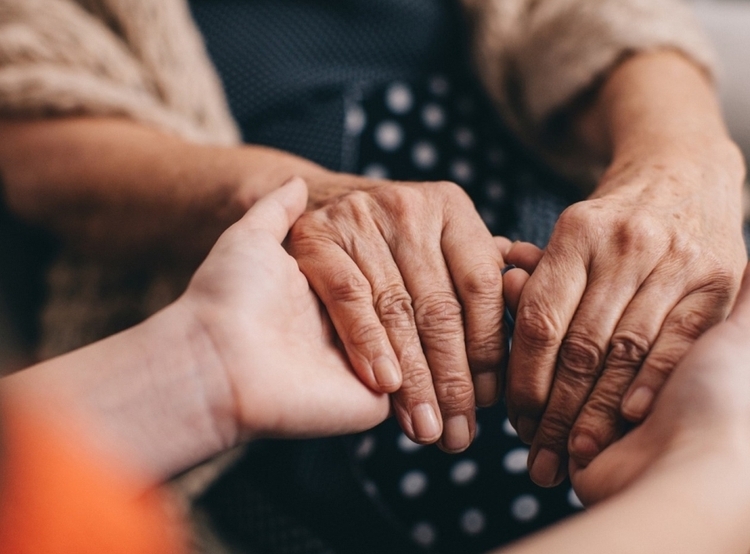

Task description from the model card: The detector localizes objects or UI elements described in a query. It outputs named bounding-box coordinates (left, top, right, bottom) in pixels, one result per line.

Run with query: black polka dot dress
left=343, top=75, right=583, bottom=554
left=189, top=2, right=585, bottom=553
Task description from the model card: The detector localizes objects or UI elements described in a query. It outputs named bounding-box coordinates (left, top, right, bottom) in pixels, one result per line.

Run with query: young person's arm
left=0, top=179, right=390, bottom=490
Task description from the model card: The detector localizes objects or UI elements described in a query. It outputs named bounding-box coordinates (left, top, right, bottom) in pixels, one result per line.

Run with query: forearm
left=0, top=301, right=233, bottom=489
left=579, top=50, right=745, bottom=191
left=500, top=442, right=750, bottom=554
left=0, top=117, right=366, bottom=261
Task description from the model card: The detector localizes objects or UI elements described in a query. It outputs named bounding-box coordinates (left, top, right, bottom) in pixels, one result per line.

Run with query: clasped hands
left=285, top=157, right=745, bottom=487
left=182, top=162, right=744, bottom=499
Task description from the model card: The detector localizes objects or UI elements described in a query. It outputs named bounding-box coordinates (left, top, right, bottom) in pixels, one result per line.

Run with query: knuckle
left=643, top=346, right=685, bottom=381
left=536, top=410, right=574, bottom=450
left=608, top=330, right=651, bottom=369
left=434, top=377, right=475, bottom=411
left=374, top=288, right=415, bottom=329
left=666, top=308, right=713, bottom=342
left=467, top=332, right=504, bottom=371
left=557, top=334, right=604, bottom=379
left=399, top=363, right=437, bottom=398
left=460, top=263, right=502, bottom=297
left=584, top=369, right=632, bottom=416
left=414, top=292, right=464, bottom=335
left=514, top=301, right=562, bottom=349
left=324, top=269, right=372, bottom=304
left=346, top=321, right=386, bottom=352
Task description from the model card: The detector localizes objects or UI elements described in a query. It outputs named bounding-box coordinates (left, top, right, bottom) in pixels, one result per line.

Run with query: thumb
left=238, top=177, right=309, bottom=242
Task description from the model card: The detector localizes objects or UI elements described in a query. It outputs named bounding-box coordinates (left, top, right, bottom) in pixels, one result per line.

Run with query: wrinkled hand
left=289, top=180, right=506, bottom=452
left=570, top=264, right=750, bottom=506
left=505, top=157, right=747, bottom=487
left=180, top=178, right=390, bottom=440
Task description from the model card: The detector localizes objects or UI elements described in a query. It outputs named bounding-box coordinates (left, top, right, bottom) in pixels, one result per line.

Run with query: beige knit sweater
left=0, top=0, right=716, bottom=358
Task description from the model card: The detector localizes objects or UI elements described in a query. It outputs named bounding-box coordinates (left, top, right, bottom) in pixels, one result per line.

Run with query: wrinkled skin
left=289, top=180, right=507, bottom=452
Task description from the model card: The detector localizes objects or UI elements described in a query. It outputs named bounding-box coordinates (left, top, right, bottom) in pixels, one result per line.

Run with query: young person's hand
left=179, top=177, right=391, bottom=442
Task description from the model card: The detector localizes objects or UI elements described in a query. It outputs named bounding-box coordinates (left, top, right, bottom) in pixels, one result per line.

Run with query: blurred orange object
left=0, top=401, right=185, bottom=554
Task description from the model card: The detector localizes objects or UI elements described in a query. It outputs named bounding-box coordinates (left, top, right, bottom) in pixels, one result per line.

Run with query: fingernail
left=372, top=357, right=400, bottom=390
left=473, top=373, right=498, bottom=407
left=622, top=387, right=654, bottom=420
left=442, top=415, right=471, bottom=452
left=517, top=416, right=537, bottom=444
left=570, top=433, right=600, bottom=462
left=412, top=403, right=441, bottom=443
left=530, top=449, right=560, bottom=487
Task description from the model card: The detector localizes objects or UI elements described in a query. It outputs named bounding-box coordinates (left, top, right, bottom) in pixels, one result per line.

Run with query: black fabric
left=189, top=0, right=467, bottom=171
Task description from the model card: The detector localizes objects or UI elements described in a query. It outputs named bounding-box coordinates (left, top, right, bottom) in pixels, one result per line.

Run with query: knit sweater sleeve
left=0, top=0, right=238, bottom=145
left=462, top=0, right=718, bottom=184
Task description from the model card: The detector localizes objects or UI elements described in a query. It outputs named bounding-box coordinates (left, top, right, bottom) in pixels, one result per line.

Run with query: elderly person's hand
left=504, top=52, right=748, bottom=487
left=569, top=264, right=750, bottom=506
left=289, top=180, right=507, bottom=452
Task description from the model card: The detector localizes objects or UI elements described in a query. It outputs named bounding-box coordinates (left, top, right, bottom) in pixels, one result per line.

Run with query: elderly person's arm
left=506, top=49, right=746, bottom=487
left=461, top=0, right=748, bottom=485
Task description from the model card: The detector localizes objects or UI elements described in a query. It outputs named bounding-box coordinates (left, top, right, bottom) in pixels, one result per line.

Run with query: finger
left=391, top=230, right=476, bottom=453
left=505, top=241, right=544, bottom=274
left=240, top=177, right=308, bottom=241
left=290, top=234, right=403, bottom=396
left=728, top=262, right=750, bottom=325
left=502, top=267, right=530, bottom=317
left=621, top=286, right=732, bottom=421
left=443, top=215, right=505, bottom=409
left=527, top=270, right=640, bottom=487
left=494, top=236, right=513, bottom=257
left=568, top=273, right=684, bottom=464
left=505, top=243, right=588, bottom=445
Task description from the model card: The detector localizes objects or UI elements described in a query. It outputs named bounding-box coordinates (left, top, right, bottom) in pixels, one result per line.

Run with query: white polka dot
left=421, top=104, right=446, bottom=130
left=502, top=418, right=518, bottom=437
left=363, top=480, right=379, bottom=498
left=485, top=180, right=506, bottom=203
left=454, top=127, right=476, bottom=149
left=398, top=432, right=424, bottom=453
left=362, top=163, right=389, bottom=179
left=386, top=82, right=414, bottom=114
left=411, top=522, right=437, bottom=547
left=474, top=421, right=481, bottom=439
left=451, top=159, right=474, bottom=184
left=411, top=141, right=438, bottom=170
left=568, top=488, right=584, bottom=509
left=503, top=448, right=529, bottom=474
left=428, top=75, right=450, bottom=96
left=460, top=508, right=486, bottom=535
left=450, top=459, right=479, bottom=485
left=400, top=470, right=428, bottom=498
left=375, top=121, right=404, bottom=151
left=511, top=495, right=540, bottom=522
left=480, top=207, right=496, bottom=227
left=344, top=105, right=366, bottom=135
left=354, top=434, right=376, bottom=459
left=487, top=147, right=506, bottom=167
